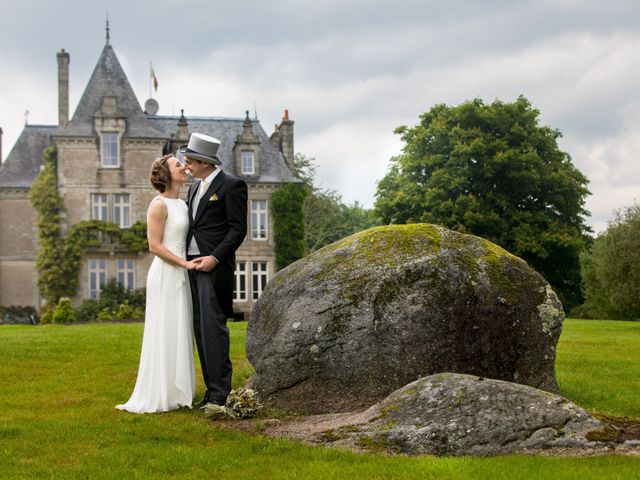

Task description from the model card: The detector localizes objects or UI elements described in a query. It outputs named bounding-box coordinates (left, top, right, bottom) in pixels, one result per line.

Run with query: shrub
left=75, top=299, right=104, bottom=323
left=39, top=304, right=56, bottom=324
left=96, top=308, right=117, bottom=322
left=75, top=279, right=146, bottom=322
left=116, top=302, right=145, bottom=321
left=0, top=306, right=39, bottom=325
left=51, top=297, right=76, bottom=324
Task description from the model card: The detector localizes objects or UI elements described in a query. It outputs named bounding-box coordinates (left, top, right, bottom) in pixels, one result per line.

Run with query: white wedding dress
left=116, top=196, right=195, bottom=413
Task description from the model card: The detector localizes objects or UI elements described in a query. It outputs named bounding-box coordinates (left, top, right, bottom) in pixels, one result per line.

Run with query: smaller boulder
left=316, top=373, right=611, bottom=456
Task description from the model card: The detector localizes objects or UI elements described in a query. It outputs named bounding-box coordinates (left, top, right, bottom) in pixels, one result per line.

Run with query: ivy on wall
left=29, top=146, right=66, bottom=305
left=61, top=219, right=148, bottom=300
left=271, top=183, right=307, bottom=271
left=29, top=145, right=148, bottom=308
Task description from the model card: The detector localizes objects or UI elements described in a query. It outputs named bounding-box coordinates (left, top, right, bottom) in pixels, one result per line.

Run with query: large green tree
left=580, top=203, right=640, bottom=319
left=375, top=96, right=590, bottom=309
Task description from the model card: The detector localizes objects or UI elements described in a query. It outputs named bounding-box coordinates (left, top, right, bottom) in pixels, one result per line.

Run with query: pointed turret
left=57, top=41, right=164, bottom=139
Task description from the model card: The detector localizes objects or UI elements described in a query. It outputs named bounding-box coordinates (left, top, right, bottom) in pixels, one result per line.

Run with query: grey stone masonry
left=57, top=49, right=70, bottom=126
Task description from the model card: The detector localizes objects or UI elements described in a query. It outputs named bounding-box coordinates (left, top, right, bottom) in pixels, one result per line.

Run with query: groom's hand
left=193, top=255, right=219, bottom=272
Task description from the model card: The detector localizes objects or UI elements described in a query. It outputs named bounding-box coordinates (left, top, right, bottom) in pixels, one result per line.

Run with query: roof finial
left=106, top=12, right=110, bottom=45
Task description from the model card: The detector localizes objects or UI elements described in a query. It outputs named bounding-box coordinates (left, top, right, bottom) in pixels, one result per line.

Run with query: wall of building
left=74, top=250, right=154, bottom=304
left=233, top=182, right=279, bottom=318
left=57, top=137, right=164, bottom=228
left=56, top=136, right=165, bottom=305
left=0, top=189, right=40, bottom=307
left=0, top=260, right=39, bottom=307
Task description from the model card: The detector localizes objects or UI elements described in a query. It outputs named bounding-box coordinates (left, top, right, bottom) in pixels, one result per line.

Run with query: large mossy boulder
left=247, top=224, right=564, bottom=414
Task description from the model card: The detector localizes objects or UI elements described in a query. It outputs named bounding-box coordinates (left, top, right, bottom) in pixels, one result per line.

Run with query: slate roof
left=148, top=115, right=300, bottom=184
left=56, top=44, right=165, bottom=139
left=0, top=126, right=55, bottom=188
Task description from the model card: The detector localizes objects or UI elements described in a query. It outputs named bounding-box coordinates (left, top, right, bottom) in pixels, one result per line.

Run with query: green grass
left=556, top=319, right=640, bottom=417
left=0, top=320, right=639, bottom=479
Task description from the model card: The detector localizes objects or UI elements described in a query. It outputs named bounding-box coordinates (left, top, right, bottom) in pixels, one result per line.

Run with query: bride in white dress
left=116, top=155, right=197, bottom=413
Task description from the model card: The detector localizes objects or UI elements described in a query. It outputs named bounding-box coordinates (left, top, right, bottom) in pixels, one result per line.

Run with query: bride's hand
left=184, top=260, right=197, bottom=270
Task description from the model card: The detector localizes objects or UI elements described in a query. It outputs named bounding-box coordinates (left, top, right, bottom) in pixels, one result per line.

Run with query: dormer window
left=101, top=132, right=119, bottom=167
left=241, top=150, right=255, bottom=175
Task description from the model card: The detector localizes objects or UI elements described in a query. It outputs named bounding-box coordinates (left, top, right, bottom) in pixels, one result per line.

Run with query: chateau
left=0, top=34, right=300, bottom=318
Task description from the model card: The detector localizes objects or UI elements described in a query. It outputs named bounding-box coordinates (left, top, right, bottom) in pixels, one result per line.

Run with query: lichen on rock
left=314, top=373, right=611, bottom=456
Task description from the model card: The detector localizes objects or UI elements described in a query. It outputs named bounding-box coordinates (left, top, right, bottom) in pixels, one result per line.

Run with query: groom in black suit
left=180, top=133, right=248, bottom=410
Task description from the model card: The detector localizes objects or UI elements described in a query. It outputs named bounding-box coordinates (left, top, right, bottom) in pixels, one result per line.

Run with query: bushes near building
left=51, top=298, right=76, bottom=324
left=76, top=279, right=145, bottom=322
left=0, top=306, right=39, bottom=325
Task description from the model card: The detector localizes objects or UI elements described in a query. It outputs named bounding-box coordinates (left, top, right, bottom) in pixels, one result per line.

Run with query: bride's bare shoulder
left=147, top=196, right=168, bottom=218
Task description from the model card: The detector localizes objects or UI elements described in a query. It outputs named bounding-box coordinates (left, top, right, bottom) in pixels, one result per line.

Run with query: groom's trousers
left=187, top=264, right=232, bottom=404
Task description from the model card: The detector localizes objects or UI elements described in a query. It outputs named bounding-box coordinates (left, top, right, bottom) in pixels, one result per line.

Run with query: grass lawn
left=0, top=319, right=639, bottom=479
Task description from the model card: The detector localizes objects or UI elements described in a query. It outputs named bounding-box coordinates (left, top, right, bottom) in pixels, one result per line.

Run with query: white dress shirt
left=188, top=168, right=221, bottom=256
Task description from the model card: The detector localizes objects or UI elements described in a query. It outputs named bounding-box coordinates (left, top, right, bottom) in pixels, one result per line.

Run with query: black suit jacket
left=186, top=170, right=248, bottom=317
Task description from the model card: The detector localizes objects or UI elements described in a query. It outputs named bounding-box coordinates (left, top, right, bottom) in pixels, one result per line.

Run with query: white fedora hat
left=179, top=133, right=221, bottom=165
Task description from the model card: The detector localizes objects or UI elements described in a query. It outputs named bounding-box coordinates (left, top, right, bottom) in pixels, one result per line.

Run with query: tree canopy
left=580, top=203, right=640, bottom=320
left=374, top=96, right=590, bottom=309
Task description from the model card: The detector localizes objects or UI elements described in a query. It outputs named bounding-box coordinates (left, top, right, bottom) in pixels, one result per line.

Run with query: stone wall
left=56, top=137, right=162, bottom=228
left=0, top=260, right=39, bottom=308
left=233, top=182, right=278, bottom=318
left=57, top=136, right=164, bottom=305
left=74, top=251, right=154, bottom=304
left=0, top=189, right=39, bottom=308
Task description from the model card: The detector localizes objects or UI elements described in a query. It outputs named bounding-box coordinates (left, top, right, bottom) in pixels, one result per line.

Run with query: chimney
left=269, top=123, right=281, bottom=151
left=278, top=109, right=294, bottom=170
left=57, top=49, right=70, bottom=126
left=0, top=127, right=3, bottom=163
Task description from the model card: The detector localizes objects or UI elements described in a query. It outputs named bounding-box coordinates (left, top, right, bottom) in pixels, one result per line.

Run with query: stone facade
left=0, top=189, right=39, bottom=307
left=0, top=38, right=300, bottom=318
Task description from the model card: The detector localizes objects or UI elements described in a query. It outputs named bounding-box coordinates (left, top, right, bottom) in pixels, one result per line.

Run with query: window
left=234, top=262, right=247, bottom=301
left=114, top=194, right=131, bottom=228
left=91, top=193, right=109, bottom=221
left=117, top=259, right=135, bottom=291
left=101, top=132, right=119, bottom=167
left=251, top=199, right=268, bottom=240
left=241, top=150, right=254, bottom=175
left=251, top=262, right=268, bottom=300
left=88, top=258, right=106, bottom=299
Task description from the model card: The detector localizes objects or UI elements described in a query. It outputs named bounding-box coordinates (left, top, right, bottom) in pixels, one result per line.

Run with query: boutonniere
left=209, top=194, right=219, bottom=202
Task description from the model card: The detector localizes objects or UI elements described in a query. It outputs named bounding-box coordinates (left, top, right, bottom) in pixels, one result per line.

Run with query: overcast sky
left=1, top=0, right=638, bottom=233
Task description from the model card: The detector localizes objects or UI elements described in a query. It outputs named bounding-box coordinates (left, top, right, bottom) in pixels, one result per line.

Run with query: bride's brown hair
left=149, top=154, right=173, bottom=192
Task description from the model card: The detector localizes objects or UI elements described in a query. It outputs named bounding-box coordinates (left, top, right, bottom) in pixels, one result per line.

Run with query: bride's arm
left=147, top=200, right=195, bottom=269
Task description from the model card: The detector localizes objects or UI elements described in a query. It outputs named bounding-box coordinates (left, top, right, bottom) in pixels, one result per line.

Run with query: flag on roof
left=150, top=63, right=158, bottom=92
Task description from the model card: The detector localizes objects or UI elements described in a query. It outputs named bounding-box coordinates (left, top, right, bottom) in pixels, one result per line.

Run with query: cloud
left=1, top=0, right=639, bottom=236
left=299, top=118, right=403, bottom=206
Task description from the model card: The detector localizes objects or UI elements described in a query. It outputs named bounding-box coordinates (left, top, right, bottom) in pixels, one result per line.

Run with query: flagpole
left=149, top=61, right=152, bottom=98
